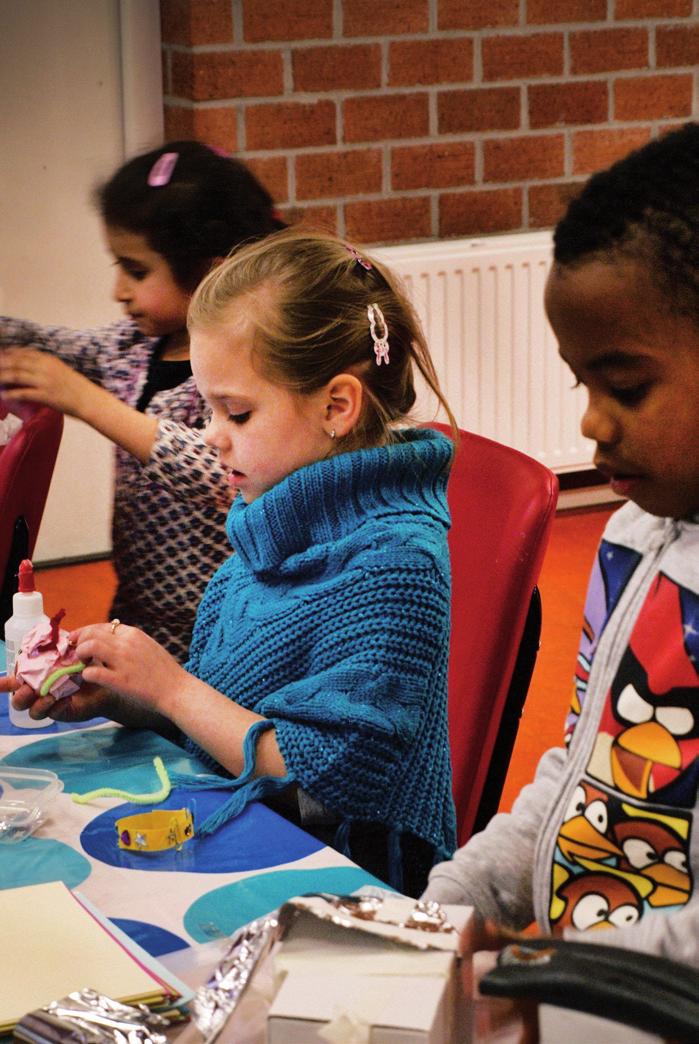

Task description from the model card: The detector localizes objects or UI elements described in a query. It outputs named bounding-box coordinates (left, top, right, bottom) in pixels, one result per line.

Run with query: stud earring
left=329, top=428, right=336, bottom=440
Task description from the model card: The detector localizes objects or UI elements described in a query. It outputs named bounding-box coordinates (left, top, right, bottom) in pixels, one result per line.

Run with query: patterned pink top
left=0, top=317, right=232, bottom=661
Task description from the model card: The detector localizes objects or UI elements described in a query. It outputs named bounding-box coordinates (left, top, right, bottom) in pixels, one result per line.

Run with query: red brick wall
left=160, top=0, right=699, bottom=245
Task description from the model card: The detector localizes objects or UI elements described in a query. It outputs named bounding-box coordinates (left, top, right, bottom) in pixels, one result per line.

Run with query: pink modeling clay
left=15, top=610, right=85, bottom=701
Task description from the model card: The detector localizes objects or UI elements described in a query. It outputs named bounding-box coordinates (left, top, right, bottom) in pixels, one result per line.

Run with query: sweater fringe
left=171, top=719, right=293, bottom=836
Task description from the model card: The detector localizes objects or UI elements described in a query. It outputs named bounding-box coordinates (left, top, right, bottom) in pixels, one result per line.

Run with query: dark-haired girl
left=0, top=142, right=284, bottom=660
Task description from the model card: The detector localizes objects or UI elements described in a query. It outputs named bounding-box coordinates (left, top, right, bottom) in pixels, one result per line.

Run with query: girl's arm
left=152, top=667, right=286, bottom=778
left=0, top=349, right=158, bottom=462
left=0, top=318, right=229, bottom=484
left=0, top=317, right=111, bottom=382
left=0, top=318, right=160, bottom=462
left=72, top=379, right=158, bottom=462
left=1, top=349, right=231, bottom=482
left=1, top=672, right=175, bottom=737
left=17, top=622, right=287, bottom=779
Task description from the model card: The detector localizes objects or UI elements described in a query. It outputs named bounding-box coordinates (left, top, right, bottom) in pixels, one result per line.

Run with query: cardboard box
left=268, top=969, right=458, bottom=1043
left=266, top=897, right=472, bottom=1043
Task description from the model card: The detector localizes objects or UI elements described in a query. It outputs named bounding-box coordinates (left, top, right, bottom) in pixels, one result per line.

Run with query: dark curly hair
left=95, top=140, right=285, bottom=292
left=553, top=122, right=699, bottom=321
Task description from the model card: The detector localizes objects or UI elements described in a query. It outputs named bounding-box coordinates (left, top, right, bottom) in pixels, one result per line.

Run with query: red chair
left=0, top=403, right=64, bottom=629
left=429, top=424, right=559, bottom=845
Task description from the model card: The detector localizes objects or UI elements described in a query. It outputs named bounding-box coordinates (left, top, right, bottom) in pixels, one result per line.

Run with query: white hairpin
left=367, top=303, right=389, bottom=365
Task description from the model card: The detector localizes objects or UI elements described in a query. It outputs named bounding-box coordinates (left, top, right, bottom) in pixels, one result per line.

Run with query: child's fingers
left=11, top=688, right=55, bottom=720
left=1, top=386, right=48, bottom=403
left=74, top=642, right=116, bottom=672
left=73, top=622, right=120, bottom=657
left=0, top=674, right=20, bottom=692
left=13, top=682, right=105, bottom=724
left=8, top=682, right=36, bottom=706
left=0, top=350, right=42, bottom=384
left=68, top=624, right=97, bottom=645
left=461, top=917, right=525, bottom=954
left=76, top=624, right=147, bottom=678
left=80, top=663, right=116, bottom=689
left=0, top=353, right=80, bottom=413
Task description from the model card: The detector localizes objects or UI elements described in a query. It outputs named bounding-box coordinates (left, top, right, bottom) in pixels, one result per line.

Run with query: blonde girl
left=7, top=229, right=459, bottom=896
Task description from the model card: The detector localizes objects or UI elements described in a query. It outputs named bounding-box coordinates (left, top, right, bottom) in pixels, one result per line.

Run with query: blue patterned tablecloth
left=0, top=689, right=380, bottom=961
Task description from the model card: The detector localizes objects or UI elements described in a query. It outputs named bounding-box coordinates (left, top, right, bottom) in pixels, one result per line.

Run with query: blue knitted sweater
left=183, top=427, right=457, bottom=868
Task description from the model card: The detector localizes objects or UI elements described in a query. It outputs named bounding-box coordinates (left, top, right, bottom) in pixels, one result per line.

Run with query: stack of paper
left=0, top=881, right=184, bottom=1033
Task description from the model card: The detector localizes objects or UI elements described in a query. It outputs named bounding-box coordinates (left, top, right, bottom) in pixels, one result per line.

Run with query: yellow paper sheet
left=0, top=880, right=167, bottom=1032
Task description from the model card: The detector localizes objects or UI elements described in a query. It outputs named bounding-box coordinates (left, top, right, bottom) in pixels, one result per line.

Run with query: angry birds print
left=550, top=786, right=693, bottom=930
left=589, top=574, right=699, bottom=804
left=613, top=804, right=691, bottom=909
left=550, top=862, right=649, bottom=932
left=566, top=539, right=641, bottom=742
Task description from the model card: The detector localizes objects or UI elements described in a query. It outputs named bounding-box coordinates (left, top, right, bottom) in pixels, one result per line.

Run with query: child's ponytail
left=189, top=228, right=458, bottom=449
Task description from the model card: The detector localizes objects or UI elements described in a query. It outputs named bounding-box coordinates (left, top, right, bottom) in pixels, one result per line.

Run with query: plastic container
left=0, top=766, right=63, bottom=842
left=4, top=559, right=50, bottom=728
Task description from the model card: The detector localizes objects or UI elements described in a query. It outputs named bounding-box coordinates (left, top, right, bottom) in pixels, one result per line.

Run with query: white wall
left=0, top=0, right=163, bottom=563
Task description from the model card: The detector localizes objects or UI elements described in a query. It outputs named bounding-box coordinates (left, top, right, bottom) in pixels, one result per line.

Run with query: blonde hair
left=188, top=227, right=457, bottom=450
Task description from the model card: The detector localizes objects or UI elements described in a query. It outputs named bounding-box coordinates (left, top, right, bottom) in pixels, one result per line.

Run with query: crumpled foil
left=190, top=893, right=457, bottom=1042
left=13, top=988, right=171, bottom=1044
left=190, top=904, right=297, bottom=1043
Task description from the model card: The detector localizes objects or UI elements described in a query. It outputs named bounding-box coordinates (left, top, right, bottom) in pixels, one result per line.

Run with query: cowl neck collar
left=226, top=428, right=452, bottom=575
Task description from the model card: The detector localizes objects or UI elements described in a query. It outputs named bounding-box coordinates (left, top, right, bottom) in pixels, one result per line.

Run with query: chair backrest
left=0, top=404, right=64, bottom=629
left=429, top=423, right=558, bottom=845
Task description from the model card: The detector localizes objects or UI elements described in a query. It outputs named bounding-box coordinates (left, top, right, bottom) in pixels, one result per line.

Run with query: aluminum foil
left=292, top=893, right=458, bottom=950
left=13, top=988, right=171, bottom=1044
left=190, top=904, right=297, bottom=1043
left=189, top=893, right=457, bottom=1042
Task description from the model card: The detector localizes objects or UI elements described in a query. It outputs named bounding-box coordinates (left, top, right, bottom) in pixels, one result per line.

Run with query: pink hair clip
left=147, top=151, right=179, bottom=187
left=367, top=303, right=390, bottom=365
left=346, top=244, right=372, bottom=270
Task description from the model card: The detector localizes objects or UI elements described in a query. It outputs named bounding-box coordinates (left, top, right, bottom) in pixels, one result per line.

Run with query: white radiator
left=375, top=231, right=593, bottom=473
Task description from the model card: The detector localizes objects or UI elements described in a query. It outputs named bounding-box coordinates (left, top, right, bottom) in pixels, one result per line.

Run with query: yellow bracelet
left=115, top=808, right=194, bottom=852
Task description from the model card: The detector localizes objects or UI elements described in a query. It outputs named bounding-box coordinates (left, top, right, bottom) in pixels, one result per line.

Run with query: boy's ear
left=323, top=374, right=363, bottom=438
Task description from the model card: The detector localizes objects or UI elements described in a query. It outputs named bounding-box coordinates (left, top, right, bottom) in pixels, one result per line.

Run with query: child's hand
left=10, top=676, right=114, bottom=724
left=460, top=916, right=523, bottom=955
left=0, top=675, right=46, bottom=718
left=72, top=622, right=186, bottom=714
left=0, top=348, right=95, bottom=419
left=0, top=347, right=160, bottom=463
left=461, top=918, right=542, bottom=1044
left=2, top=670, right=113, bottom=724
left=0, top=674, right=42, bottom=714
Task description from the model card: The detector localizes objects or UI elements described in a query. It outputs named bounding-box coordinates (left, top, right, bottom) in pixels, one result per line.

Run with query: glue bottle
left=4, top=559, right=50, bottom=728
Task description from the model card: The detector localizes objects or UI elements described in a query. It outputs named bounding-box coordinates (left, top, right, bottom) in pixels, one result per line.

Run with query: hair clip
left=346, top=244, right=372, bottom=270
left=147, top=151, right=179, bottom=187
left=367, top=303, right=390, bottom=365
